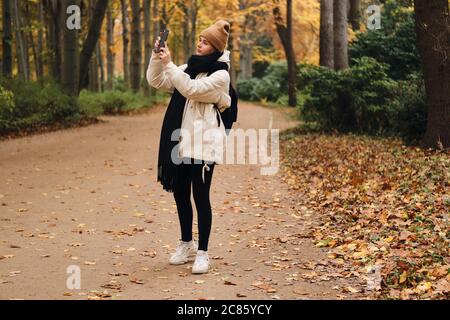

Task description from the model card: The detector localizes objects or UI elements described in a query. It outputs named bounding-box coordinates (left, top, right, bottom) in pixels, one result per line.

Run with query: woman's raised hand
left=159, top=46, right=172, bottom=66
left=153, top=36, right=160, bottom=53
left=153, top=33, right=171, bottom=65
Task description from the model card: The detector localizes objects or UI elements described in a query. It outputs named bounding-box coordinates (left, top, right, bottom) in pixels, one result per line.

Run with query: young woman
left=146, top=20, right=232, bottom=274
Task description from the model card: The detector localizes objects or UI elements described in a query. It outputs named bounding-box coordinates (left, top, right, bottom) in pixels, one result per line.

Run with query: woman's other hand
left=159, top=46, right=172, bottom=66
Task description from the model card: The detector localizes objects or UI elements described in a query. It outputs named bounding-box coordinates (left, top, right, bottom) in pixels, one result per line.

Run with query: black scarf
left=157, top=51, right=229, bottom=193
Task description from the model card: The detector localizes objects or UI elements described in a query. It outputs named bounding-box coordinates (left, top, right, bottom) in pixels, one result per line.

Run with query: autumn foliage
left=280, top=128, right=450, bottom=299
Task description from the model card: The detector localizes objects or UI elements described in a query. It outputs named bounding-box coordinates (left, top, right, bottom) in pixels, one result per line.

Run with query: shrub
left=343, top=57, right=399, bottom=134
left=0, top=85, right=16, bottom=132
left=79, top=90, right=126, bottom=115
left=0, top=85, right=15, bottom=113
left=236, top=78, right=260, bottom=101
left=112, top=75, right=128, bottom=92
left=103, top=98, right=127, bottom=114
left=302, top=57, right=399, bottom=135
left=0, top=78, right=82, bottom=134
left=1, top=77, right=45, bottom=118
left=349, top=1, right=421, bottom=80
left=0, top=77, right=79, bottom=118
left=299, top=58, right=427, bottom=141
left=299, top=64, right=344, bottom=129
left=392, top=72, right=427, bottom=144
left=237, top=61, right=288, bottom=102
left=39, top=83, right=79, bottom=121
left=78, top=89, right=159, bottom=116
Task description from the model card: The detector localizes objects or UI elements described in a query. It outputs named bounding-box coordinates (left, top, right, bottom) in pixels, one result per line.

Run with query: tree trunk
left=173, top=29, right=179, bottom=65
left=106, top=3, right=115, bottom=90
left=130, top=0, right=142, bottom=92
left=320, top=0, right=334, bottom=68
left=160, top=0, right=166, bottom=30
left=88, top=1, right=97, bottom=92
left=121, top=0, right=130, bottom=88
left=179, top=0, right=197, bottom=60
left=2, top=0, right=13, bottom=78
left=36, top=0, right=44, bottom=84
left=12, top=0, right=29, bottom=80
left=89, top=50, right=99, bottom=91
left=348, top=0, right=361, bottom=31
left=150, top=0, right=159, bottom=96
left=239, top=0, right=255, bottom=80
left=182, top=3, right=190, bottom=59
left=273, top=0, right=297, bottom=107
left=240, top=44, right=253, bottom=80
left=27, top=26, right=40, bottom=82
left=414, top=0, right=450, bottom=149
left=143, top=0, right=151, bottom=95
left=45, top=0, right=63, bottom=82
left=78, top=0, right=109, bottom=94
left=160, top=0, right=175, bottom=31
left=23, top=1, right=32, bottom=79
left=333, top=0, right=348, bottom=70
left=21, top=1, right=31, bottom=80
left=152, top=0, right=160, bottom=45
left=190, top=0, right=198, bottom=57
left=62, top=0, right=80, bottom=96
left=97, top=42, right=104, bottom=92
left=44, top=4, right=51, bottom=78
left=228, top=20, right=237, bottom=89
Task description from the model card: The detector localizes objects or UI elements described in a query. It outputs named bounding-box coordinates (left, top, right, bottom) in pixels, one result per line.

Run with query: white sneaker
left=169, top=240, right=198, bottom=265
left=191, top=250, right=211, bottom=274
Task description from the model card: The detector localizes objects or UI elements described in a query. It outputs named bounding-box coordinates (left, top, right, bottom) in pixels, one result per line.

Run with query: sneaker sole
left=191, top=269, right=209, bottom=274
left=169, top=249, right=198, bottom=265
left=191, top=263, right=211, bottom=274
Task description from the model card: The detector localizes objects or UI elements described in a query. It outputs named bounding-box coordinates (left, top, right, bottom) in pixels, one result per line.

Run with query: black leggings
left=173, top=158, right=215, bottom=251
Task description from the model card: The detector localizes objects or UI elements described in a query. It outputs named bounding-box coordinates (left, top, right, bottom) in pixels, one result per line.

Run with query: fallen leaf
left=101, top=281, right=122, bottom=290
left=224, top=280, right=237, bottom=286
left=68, top=242, right=84, bottom=247
left=293, top=289, right=309, bottom=295
left=415, top=282, right=432, bottom=293
left=130, top=278, right=144, bottom=285
left=399, top=271, right=408, bottom=284
left=252, top=281, right=277, bottom=293
left=344, top=286, right=360, bottom=294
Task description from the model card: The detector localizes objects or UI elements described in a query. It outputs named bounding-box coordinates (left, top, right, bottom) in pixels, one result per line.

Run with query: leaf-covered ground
left=3, top=102, right=360, bottom=300
left=280, top=127, right=449, bottom=300
left=0, top=104, right=447, bottom=300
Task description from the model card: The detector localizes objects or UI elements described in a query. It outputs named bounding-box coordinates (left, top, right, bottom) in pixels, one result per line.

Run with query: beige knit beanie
left=200, top=20, right=230, bottom=53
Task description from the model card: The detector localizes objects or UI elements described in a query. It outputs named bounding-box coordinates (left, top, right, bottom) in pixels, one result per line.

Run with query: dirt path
left=0, top=102, right=364, bottom=300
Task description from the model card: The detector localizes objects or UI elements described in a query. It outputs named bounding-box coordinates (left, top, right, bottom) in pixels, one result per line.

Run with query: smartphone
left=155, top=29, right=170, bottom=53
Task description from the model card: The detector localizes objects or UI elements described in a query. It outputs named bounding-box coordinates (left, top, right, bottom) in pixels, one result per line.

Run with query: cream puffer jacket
left=146, top=50, right=232, bottom=183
